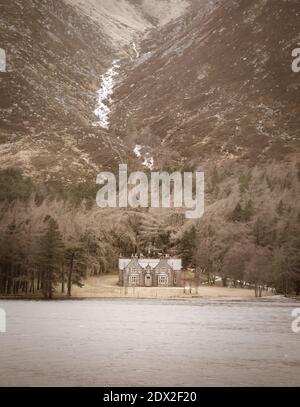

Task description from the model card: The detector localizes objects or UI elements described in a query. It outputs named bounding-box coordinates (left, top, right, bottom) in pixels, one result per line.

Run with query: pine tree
left=178, top=225, right=197, bottom=269
left=0, top=222, right=23, bottom=295
left=39, top=217, right=64, bottom=299
left=64, top=245, right=86, bottom=297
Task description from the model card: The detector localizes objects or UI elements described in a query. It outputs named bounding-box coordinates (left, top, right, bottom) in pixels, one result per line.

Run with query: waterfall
left=94, top=60, right=120, bottom=129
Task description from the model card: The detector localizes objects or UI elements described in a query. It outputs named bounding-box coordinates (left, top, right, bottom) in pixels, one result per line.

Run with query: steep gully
left=93, top=42, right=154, bottom=170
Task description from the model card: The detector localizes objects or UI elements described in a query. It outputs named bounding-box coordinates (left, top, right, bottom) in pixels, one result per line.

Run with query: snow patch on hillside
left=132, top=42, right=140, bottom=58
left=143, top=155, right=154, bottom=170
left=133, top=144, right=154, bottom=169
left=94, top=60, right=120, bottom=129
left=134, top=144, right=142, bottom=158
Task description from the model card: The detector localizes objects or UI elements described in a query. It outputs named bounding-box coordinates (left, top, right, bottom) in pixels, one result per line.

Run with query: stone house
left=119, top=255, right=182, bottom=287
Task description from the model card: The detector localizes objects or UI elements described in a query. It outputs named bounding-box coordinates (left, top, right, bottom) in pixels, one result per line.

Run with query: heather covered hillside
left=0, top=0, right=198, bottom=181
left=111, top=0, right=300, bottom=166
left=0, top=0, right=133, bottom=184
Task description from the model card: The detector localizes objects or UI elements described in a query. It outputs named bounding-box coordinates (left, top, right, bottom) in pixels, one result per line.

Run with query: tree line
left=177, top=160, right=300, bottom=297
left=0, top=160, right=299, bottom=298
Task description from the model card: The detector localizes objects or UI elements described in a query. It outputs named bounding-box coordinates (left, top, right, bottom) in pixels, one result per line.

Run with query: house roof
left=119, top=258, right=182, bottom=271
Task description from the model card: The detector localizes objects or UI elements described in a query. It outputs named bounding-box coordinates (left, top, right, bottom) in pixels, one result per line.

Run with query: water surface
left=0, top=298, right=299, bottom=386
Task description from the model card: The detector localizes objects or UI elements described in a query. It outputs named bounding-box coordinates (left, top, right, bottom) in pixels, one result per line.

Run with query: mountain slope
left=0, top=0, right=115, bottom=132
left=111, top=0, right=300, bottom=167
left=1, top=0, right=300, bottom=184
left=0, top=0, right=198, bottom=182
left=65, top=0, right=191, bottom=51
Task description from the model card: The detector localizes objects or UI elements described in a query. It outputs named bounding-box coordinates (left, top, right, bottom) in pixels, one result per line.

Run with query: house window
left=158, top=275, right=168, bottom=286
left=129, top=275, right=139, bottom=286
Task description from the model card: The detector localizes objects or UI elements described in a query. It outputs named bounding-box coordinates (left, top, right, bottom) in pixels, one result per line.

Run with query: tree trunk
left=67, top=254, right=75, bottom=297
left=285, top=277, right=289, bottom=297
left=48, top=268, right=53, bottom=299
left=61, top=263, right=65, bottom=294
left=42, top=270, right=49, bottom=299
left=30, top=269, right=35, bottom=294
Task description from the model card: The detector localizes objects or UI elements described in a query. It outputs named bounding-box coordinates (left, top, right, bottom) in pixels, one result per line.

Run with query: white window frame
left=129, top=275, right=139, bottom=286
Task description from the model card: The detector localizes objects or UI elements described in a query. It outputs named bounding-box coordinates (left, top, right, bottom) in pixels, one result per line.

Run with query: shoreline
left=0, top=294, right=298, bottom=302
left=1, top=276, right=298, bottom=302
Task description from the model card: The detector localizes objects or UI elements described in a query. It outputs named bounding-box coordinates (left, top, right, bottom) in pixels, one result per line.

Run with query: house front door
left=145, top=273, right=152, bottom=287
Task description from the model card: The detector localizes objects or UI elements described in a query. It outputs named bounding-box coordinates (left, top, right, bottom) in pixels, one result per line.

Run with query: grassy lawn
left=0, top=275, right=274, bottom=300
left=71, top=274, right=271, bottom=299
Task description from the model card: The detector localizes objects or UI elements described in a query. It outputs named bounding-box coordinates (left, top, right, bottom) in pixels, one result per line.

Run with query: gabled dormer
left=125, top=256, right=143, bottom=274
left=153, top=258, right=173, bottom=273
left=144, top=264, right=152, bottom=273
